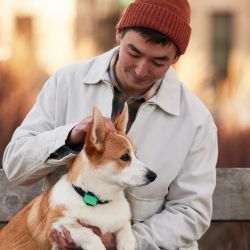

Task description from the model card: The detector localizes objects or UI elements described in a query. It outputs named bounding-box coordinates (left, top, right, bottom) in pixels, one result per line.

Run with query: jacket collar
left=83, top=47, right=119, bottom=84
left=153, top=66, right=181, bottom=116
left=83, top=47, right=181, bottom=116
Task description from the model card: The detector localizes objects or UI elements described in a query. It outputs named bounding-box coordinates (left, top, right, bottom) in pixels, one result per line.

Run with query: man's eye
left=129, top=52, right=139, bottom=58
left=120, top=154, right=130, bottom=161
left=153, top=61, right=164, bottom=67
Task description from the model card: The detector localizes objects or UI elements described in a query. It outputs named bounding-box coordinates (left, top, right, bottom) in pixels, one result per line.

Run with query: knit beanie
left=116, top=0, right=191, bottom=55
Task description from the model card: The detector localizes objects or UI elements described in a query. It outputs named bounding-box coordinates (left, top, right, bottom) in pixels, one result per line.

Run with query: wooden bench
left=1, top=168, right=250, bottom=234
left=0, top=169, right=43, bottom=229
left=212, top=168, right=250, bottom=221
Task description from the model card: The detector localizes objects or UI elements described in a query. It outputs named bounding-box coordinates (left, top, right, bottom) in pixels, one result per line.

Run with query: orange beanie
left=116, top=0, right=191, bottom=55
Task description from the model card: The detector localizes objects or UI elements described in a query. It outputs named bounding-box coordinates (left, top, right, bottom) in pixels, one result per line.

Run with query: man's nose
left=135, top=60, right=148, bottom=78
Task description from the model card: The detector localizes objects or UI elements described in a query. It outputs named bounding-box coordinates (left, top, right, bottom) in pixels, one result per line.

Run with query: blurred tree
left=75, top=0, right=123, bottom=60
left=119, top=0, right=133, bottom=7
left=0, top=15, right=48, bottom=168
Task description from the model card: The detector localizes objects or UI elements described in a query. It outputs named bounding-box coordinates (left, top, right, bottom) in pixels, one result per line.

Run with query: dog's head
left=82, top=103, right=157, bottom=188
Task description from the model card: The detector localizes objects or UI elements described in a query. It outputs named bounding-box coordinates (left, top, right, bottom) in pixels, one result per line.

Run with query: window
left=212, top=13, right=232, bottom=78
left=15, top=17, right=33, bottom=43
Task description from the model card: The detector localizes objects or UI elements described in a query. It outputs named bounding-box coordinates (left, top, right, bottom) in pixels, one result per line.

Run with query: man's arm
left=131, top=126, right=218, bottom=250
left=3, top=68, right=117, bottom=187
left=2, top=72, right=78, bottom=186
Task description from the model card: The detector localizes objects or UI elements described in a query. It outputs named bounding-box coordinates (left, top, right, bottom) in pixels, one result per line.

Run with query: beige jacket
left=3, top=47, right=218, bottom=250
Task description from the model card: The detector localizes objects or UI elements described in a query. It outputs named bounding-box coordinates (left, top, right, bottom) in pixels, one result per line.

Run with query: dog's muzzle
left=146, top=170, right=157, bottom=182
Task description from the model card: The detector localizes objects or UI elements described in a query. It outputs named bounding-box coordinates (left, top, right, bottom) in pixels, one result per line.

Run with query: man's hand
left=66, top=116, right=117, bottom=147
left=53, top=224, right=117, bottom=250
left=79, top=222, right=117, bottom=250
left=53, top=226, right=82, bottom=250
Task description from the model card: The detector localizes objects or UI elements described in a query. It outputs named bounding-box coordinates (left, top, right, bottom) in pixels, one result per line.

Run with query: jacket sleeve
left=2, top=72, right=78, bottom=187
left=132, top=126, right=218, bottom=250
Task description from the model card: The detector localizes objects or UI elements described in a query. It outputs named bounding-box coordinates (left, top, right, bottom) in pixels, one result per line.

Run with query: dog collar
left=72, top=185, right=110, bottom=206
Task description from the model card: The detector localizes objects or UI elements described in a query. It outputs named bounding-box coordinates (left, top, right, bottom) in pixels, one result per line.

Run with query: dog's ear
left=89, top=107, right=107, bottom=151
left=114, top=102, right=128, bottom=133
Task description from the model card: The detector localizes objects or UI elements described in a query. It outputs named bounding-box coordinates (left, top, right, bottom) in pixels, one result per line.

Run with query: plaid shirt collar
left=108, top=49, right=162, bottom=101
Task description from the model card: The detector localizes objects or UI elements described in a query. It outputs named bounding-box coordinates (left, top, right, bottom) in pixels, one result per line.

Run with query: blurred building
left=1, top=0, right=249, bottom=86
left=0, top=0, right=77, bottom=75
left=0, top=0, right=121, bottom=76
left=175, top=0, right=250, bottom=94
left=189, top=0, right=250, bottom=79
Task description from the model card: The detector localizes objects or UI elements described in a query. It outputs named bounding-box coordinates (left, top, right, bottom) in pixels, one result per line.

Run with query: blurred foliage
left=119, top=0, right=133, bottom=7
left=0, top=24, right=49, bottom=167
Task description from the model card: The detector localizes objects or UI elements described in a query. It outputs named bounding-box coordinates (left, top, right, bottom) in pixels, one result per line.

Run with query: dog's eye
left=120, top=154, right=130, bottom=162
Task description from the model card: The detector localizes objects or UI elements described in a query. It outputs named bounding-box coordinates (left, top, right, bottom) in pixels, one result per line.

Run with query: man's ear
left=172, top=54, right=180, bottom=64
left=116, top=29, right=122, bottom=44
left=114, top=102, right=128, bottom=133
left=89, top=107, right=107, bottom=151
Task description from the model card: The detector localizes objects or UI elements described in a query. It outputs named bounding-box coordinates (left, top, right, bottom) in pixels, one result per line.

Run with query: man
left=3, top=0, right=218, bottom=249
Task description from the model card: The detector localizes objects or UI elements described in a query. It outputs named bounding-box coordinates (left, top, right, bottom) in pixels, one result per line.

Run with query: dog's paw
left=78, top=242, right=106, bottom=250
left=51, top=245, right=61, bottom=250
left=116, top=238, right=135, bottom=250
left=77, top=237, right=106, bottom=250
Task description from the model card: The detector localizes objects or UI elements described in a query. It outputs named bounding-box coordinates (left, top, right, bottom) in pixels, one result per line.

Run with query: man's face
left=115, top=29, right=180, bottom=94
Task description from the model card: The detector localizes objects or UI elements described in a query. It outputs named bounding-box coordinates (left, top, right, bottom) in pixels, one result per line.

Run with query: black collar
left=72, top=185, right=110, bottom=206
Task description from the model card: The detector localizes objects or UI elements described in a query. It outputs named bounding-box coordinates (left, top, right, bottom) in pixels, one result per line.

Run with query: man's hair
left=121, top=27, right=180, bottom=58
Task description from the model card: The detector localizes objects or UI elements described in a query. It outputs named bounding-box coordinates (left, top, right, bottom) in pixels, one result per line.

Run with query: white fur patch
left=50, top=170, right=131, bottom=235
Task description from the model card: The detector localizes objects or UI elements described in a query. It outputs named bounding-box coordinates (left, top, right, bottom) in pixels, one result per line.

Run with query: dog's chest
left=65, top=196, right=131, bottom=234
left=50, top=177, right=131, bottom=234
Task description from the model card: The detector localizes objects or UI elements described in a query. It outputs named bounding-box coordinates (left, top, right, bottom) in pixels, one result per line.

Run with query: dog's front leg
left=55, top=224, right=106, bottom=250
left=114, top=220, right=135, bottom=250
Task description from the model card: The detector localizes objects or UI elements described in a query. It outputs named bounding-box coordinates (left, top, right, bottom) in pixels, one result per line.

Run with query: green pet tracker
left=72, top=185, right=110, bottom=206
left=84, top=192, right=98, bottom=206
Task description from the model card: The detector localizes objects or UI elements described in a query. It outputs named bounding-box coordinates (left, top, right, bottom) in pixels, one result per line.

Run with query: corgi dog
left=0, top=103, right=157, bottom=250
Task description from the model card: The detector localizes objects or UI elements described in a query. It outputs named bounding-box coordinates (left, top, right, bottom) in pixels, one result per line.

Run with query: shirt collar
left=83, top=46, right=181, bottom=116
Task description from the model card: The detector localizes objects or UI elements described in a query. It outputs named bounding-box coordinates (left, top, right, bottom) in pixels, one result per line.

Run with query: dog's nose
left=146, top=170, right=157, bottom=182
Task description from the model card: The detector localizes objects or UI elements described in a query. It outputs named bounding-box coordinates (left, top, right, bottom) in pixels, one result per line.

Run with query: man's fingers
left=54, top=230, right=77, bottom=249
left=56, top=231, right=69, bottom=248
left=75, top=116, right=117, bottom=135
left=62, top=226, right=74, bottom=245
left=75, top=124, right=90, bottom=134
left=53, top=233, right=60, bottom=245
left=104, top=118, right=117, bottom=133
left=78, top=221, right=102, bottom=235
left=79, top=116, right=93, bottom=125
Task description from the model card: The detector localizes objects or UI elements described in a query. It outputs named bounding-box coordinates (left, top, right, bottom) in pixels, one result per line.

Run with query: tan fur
left=67, top=154, right=85, bottom=183
left=0, top=187, right=66, bottom=250
left=84, top=103, right=136, bottom=172
left=92, top=132, right=133, bottom=172
left=114, top=103, right=128, bottom=133
left=89, top=107, right=108, bottom=152
left=0, top=103, right=139, bottom=249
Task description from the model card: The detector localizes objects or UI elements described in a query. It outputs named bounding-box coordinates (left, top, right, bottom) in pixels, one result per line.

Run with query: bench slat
left=1, top=169, right=250, bottom=222
left=0, top=170, right=43, bottom=221
left=212, top=168, right=250, bottom=221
